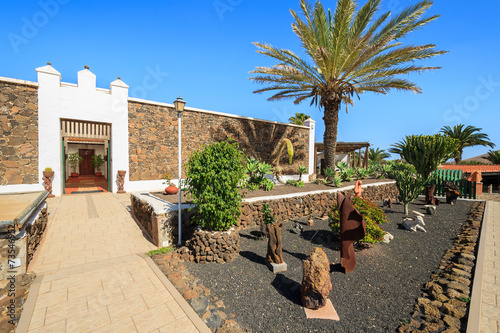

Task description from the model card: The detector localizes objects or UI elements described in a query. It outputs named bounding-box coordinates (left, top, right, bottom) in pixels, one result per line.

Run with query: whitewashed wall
left=36, top=65, right=129, bottom=196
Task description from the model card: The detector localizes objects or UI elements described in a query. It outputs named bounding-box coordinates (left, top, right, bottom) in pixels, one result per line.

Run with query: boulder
left=301, top=247, right=332, bottom=309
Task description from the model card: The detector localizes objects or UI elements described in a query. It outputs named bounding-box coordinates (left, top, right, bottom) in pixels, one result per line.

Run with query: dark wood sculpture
left=338, top=192, right=366, bottom=273
left=266, top=222, right=284, bottom=264
left=425, top=184, right=440, bottom=206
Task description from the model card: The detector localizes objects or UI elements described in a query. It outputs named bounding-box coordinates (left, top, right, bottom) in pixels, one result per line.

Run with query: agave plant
left=336, top=161, right=349, bottom=172
left=356, top=168, right=369, bottom=180
left=324, top=167, right=336, bottom=182
left=340, top=168, right=355, bottom=182
left=333, top=174, right=343, bottom=187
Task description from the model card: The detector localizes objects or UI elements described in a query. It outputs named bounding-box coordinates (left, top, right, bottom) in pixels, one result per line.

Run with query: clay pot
left=43, top=171, right=54, bottom=178
left=70, top=173, right=79, bottom=178
left=95, top=172, right=102, bottom=177
left=118, top=170, right=126, bottom=177
left=165, top=185, right=178, bottom=195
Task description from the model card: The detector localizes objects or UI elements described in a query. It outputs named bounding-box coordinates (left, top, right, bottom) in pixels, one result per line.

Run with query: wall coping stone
left=0, top=76, right=38, bottom=87
left=242, top=180, right=397, bottom=203
left=132, top=180, right=397, bottom=215
left=128, top=97, right=310, bottom=129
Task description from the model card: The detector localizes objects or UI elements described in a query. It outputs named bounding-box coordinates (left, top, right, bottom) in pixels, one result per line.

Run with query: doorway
left=79, top=149, right=95, bottom=175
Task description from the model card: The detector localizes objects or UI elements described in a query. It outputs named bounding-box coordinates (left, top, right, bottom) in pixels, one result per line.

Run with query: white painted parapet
left=304, top=118, right=316, bottom=177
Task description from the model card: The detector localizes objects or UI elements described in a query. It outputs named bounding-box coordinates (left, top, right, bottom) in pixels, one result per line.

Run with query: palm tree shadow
left=300, top=230, right=339, bottom=250
left=271, top=274, right=302, bottom=306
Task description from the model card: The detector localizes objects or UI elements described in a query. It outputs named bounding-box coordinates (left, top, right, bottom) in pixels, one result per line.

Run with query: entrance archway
left=61, top=119, right=112, bottom=194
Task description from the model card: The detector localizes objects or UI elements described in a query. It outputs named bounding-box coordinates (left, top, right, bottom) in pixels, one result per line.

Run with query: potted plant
left=91, top=154, right=105, bottom=177
left=161, top=173, right=178, bottom=195
left=68, top=153, right=83, bottom=177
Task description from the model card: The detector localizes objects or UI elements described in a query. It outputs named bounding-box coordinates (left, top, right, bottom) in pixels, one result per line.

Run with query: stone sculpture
left=42, top=171, right=55, bottom=198
left=354, top=180, right=363, bottom=197
left=444, top=181, right=460, bottom=205
left=402, top=217, right=426, bottom=232
left=301, top=247, right=332, bottom=309
left=337, top=192, right=366, bottom=273
left=117, top=170, right=126, bottom=193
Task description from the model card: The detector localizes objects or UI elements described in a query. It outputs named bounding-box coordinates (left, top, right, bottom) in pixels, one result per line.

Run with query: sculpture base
left=304, top=300, right=340, bottom=321
left=117, top=190, right=126, bottom=193
left=266, top=260, right=287, bottom=273
left=48, top=194, right=55, bottom=198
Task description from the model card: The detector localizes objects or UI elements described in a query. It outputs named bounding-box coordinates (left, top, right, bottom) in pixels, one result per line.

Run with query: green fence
left=428, top=178, right=476, bottom=199
left=433, top=169, right=462, bottom=181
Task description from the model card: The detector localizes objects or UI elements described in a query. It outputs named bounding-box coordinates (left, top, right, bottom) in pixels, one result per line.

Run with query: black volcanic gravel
left=184, top=199, right=473, bottom=333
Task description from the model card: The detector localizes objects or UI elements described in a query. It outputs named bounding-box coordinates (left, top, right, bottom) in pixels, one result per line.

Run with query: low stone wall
left=130, top=182, right=398, bottom=250
left=397, top=201, right=485, bottom=333
left=0, top=202, right=47, bottom=289
left=239, top=182, right=398, bottom=229
left=185, top=229, right=240, bottom=263
left=130, top=193, right=194, bottom=247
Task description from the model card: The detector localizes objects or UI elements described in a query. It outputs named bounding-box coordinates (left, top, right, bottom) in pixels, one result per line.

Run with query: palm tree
left=250, top=0, right=445, bottom=170
left=439, top=124, right=495, bottom=163
left=369, top=147, right=390, bottom=162
left=289, top=112, right=310, bottom=125
left=485, top=150, right=500, bottom=164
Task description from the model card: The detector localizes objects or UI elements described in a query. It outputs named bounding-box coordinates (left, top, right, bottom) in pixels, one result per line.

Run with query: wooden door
left=79, top=149, right=94, bottom=175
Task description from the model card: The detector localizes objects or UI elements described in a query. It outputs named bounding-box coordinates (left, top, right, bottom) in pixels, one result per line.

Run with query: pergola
left=315, top=141, right=370, bottom=172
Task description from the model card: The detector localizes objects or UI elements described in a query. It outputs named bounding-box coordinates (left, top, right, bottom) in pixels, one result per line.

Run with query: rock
left=442, top=303, right=466, bottom=319
left=205, top=309, right=222, bottom=328
left=183, top=289, right=199, bottom=300
left=190, top=296, right=209, bottom=315
left=291, top=222, right=303, bottom=234
left=301, top=247, right=332, bottom=309
left=443, top=315, right=461, bottom=330
left=382, top=232, right=394, bottom=244
left=218, top=320, right=245, bottom=333
left=422, top=304, right=440, bottom=319
left=425, top=205, right=436, bottom=215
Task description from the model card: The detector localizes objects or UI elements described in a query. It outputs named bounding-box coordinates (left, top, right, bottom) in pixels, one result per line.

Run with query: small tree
left=390, top=134, right=459, bottom=179
left=68, top=153, right=83, bottom=173
left=289, top=112, right=310, bottom=126
left=91, top=155, right=105, bottom=172
left=392, top=163, right=431, bottom=215
left=185, top=140, right=246, bottom=231
left=298, top=165, right=307, bottom=181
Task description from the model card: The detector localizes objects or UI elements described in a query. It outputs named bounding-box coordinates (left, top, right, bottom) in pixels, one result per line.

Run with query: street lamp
left=174, top=96, right=186, bottom=246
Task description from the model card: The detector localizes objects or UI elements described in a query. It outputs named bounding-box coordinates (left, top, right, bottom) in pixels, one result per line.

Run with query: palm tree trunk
left=454, top=148, right=463, bottom=164
left=323, top=100, right=341, bottom=170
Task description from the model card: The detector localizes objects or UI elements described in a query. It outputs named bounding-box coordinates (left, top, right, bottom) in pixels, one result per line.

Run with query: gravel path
left=184, top=199, right=473, bottom=333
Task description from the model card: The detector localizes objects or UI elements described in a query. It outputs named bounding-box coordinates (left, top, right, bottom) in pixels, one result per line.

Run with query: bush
left=245, top=158, right=274, bottom=191
left=185, top=140, right=246, bottom=231
left=329, top=197, right=387, bottom=244
left=286, top=179, right=304, bottom=187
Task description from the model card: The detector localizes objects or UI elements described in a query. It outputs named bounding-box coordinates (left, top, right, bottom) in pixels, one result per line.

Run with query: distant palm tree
left=289, top=112, right=310, bottom=125
left=369, top=148, right=390, bottom=162
left=485, top=150, right=500, bottom=164
left=439, top=124, right=495, bottom=163
left=250, top=0, right=445, bottom=170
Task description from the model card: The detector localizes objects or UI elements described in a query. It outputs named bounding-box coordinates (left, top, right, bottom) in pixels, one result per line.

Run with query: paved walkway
left=23, top=193, right=209, bottom=333
left=481, top=200, right=500, bottom=333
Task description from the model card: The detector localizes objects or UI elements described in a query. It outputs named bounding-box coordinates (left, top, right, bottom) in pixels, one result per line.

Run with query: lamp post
left=174, top=96, right=186, bottom=246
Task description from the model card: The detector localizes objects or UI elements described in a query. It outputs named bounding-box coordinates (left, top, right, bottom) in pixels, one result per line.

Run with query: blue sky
left=1, top=0, right=499, bottom=160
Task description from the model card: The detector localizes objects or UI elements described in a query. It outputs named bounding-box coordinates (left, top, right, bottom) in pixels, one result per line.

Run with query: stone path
left=481, top=200, right=500, bottom=333
left=21, top=193, right=209, bottom=333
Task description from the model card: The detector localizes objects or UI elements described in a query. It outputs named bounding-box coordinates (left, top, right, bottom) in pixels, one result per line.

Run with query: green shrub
left=339, top=167, right=355, bottom=181
left=261, top=203, right=276, bottom=225
left=329, top=197, right=387, bottom=244
left=185, top=140, right=246, bottom=231
left=333, top=174, right=343, bottom=187
left=356, top=168, right=369, bottom=180
left=245, top=158, right=274, bottom=191
left=147, top=246, right=176, bottom=256
left=286, top=179, right=304, bottom=187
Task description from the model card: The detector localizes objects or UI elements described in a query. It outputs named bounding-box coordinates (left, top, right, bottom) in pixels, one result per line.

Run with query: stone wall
left=0, top=81, right=39, bottom=185
left=239, top=183, right=399, bottom=229
left=0, top=202, right=47, bottom=289
left=131, top=182, right=398, bottom=249
left=128, top=101, right=309, bottom=181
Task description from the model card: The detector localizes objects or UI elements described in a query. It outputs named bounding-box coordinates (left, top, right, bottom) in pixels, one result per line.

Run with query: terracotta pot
left=71, top=173, right=79, bottom=178
left=95, top=172, right=102, bottom=177
left=43, top=171, right=54, bottom=178
left=118, top=170, right=126, bottom=177
left=165, top=185, right=178, bottom=195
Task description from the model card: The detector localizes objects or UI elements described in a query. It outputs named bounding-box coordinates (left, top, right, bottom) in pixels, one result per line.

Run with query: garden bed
left=178, top=198, right=475, bottom=332
left=152, top=178, right=393, bottom=204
